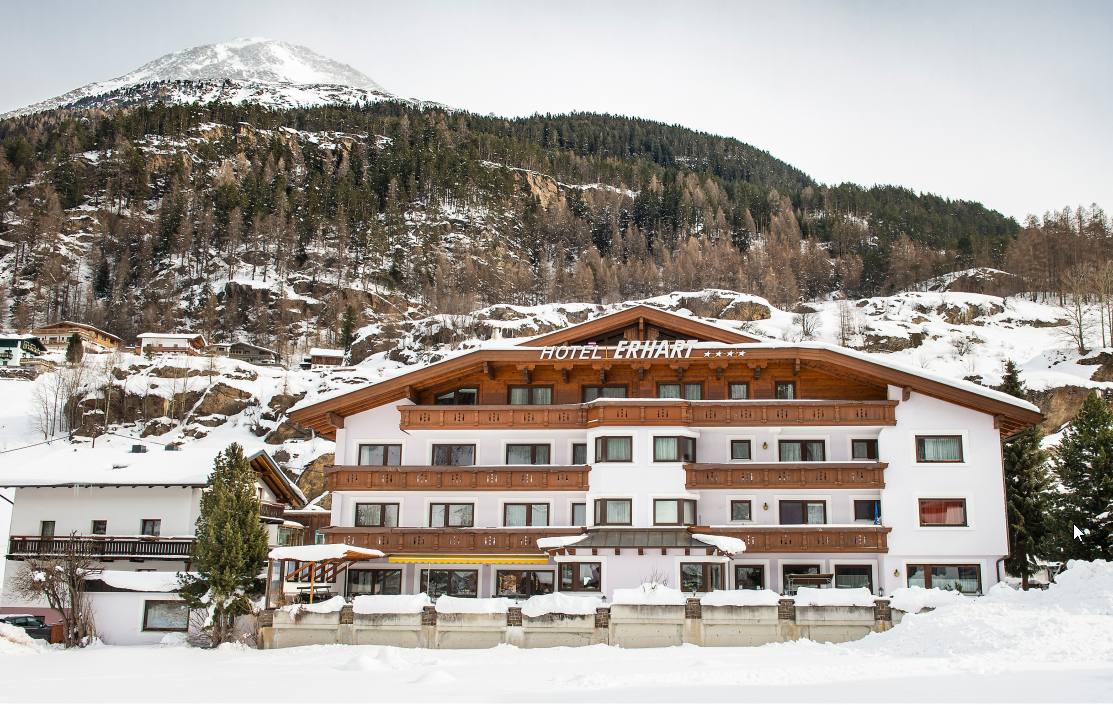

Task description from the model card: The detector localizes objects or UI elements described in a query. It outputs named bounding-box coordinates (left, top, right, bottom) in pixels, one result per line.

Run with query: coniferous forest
left=0, top=100, right=1109, bottom=360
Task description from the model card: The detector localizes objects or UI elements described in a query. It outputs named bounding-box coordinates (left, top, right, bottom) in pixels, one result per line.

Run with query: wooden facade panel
left=325, top=466, right=591, bottom=492
left=323, top=527, right=584, bottom=553
left=685, top=463, right=886, bottom=490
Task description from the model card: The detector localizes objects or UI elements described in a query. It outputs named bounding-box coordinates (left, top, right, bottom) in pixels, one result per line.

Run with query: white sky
left=2, top=0, right=1110, bottom=221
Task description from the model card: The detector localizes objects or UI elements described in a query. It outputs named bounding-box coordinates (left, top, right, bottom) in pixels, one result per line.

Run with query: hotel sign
left=539, top=339, right=702, bottom=361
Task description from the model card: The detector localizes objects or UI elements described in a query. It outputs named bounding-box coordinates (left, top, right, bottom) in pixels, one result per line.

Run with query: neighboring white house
left=0, top=442, right=305, bottom=641
left=136, top=333, right=208, bottom=356
left=0, top=334, right=47, bottom=367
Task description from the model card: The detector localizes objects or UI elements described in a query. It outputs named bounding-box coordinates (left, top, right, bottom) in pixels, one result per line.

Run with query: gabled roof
left=521, top=305, right=759, bottom=347
left=32, top=320, right=122, bottom=343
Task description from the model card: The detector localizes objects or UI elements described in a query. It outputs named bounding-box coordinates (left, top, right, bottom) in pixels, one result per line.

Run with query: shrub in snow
left=520, top=592, right=604, bottom=618
left=611, top=583, right=688, bottom=606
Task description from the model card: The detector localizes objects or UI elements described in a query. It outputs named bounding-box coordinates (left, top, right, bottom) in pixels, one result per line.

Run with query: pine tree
left=996, top=359, right=1026, bottom=399
left=1047, top=391, right=1113, bottom=562
left=178, top=443, right=269, bottom=646
left=338, top=304, right=358, bottom=351
left=65, top=333, right=84, bottom=363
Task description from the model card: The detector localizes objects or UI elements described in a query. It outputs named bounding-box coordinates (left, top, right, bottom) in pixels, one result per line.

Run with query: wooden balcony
left=398, top=399, right=898, bottom=431
left=326, top=465, right=590, bottom=492
left=260, top=501, right=286, bottom=523
left=685, top=462, right=886, bottom=490
left=7, top=535, right=195, bottom=561
left=687, top=525, right=891, bottom=553
left=323, top=527, right=585, bottom=554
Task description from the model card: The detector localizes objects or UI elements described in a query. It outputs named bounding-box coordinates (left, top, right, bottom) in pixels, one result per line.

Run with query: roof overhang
left=249, top=450, right=306, bottom=508
left=521, top=305, right=759, bottom=347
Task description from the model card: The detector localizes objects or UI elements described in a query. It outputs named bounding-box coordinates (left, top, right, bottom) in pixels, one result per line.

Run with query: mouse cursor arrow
left=1073, top=525, right=1084, bottom=541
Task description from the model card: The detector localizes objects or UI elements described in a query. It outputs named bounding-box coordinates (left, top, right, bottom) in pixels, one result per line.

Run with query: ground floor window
left=680, top=563, right=723, bottom=593
left=347, top=569, right=402, bottom=597
left=420, top=569, right=478, bottom=598
left=560, top=562, right=601, bottom=592
left=907, top=564, right=981, bottom=594
left=496, top=570, right=555, bottom=597
left=834, top=565, right=873, bottom=591
left=735, top=565, right=765, bottom=590
left=143, top=601, right=189, bottom=632
left=782, top=564, right=822, bottom=593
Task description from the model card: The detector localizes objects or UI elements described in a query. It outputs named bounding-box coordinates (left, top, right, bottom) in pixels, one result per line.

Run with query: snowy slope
left=1, top=38, right=440, bottom=118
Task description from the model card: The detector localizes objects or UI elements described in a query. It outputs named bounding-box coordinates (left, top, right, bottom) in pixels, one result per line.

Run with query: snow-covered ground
left=1, top=561, right=1110, bottom=702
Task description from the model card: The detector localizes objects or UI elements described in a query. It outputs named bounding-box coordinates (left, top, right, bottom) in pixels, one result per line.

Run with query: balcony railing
left=7, top=535, right=195, bottom=561
left=326, top=465, right=590, bottom=492
left=685, top=462, right=886, bottom=490
left=686, top=525, right=891, bottom=553
left=260, top=501, right=286, bottom=523
left=398, top=399, right=898, bottom=431
left=323, top=527, right=585, bottom=554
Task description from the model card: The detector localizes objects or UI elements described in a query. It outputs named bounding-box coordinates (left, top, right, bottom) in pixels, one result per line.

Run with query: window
left=582, top=386, right=626, bottom=402
left=430, top=503, right=474, bottom=528
left=593, top=499, right=632, bottom=526
left=730, top=440, right=752, bottom=460
left=780, top=500, right=826, bottom=525
left=735, top=565, right=765, bottom=590
left=834, top=565, right=873, bottom=591
left=571, top=503, right=587, bottom=526
left=504, top=503, right=549, bottom=527
left=277, top=527, right=302, bottom=547
left=90, top=520, right=107, bottom=535
left=907, top=565, right=981, bottom=594
left=654, top=499, right=696, bottom=525
left=347, top=569, right=402, bottom=597
left=496, top=570, right=555, bottom=598
left=729, top=383, right=748, bottom=400
left=314, top=531, right=326, bottom=545
left=775, top=382, right=796, bottom=400
left=141, top=520, right=161, bottom=537
left=420, top=569, right=478, bottom=598
left=595, top=436, right=632, bottom=462
left=508, top=386, right=553, bottom=405
left=432, top=444, right=475, bottom=466
left=681, top=563, right=723, bottom=593
left=779, top=440, right=825, bottom=461
left=918, top=499, right=967, bottom=526
left=916, top=436, right=963, bottom=462
left=358, top=444, right=402, bottom=466
left=434, top=387, right=478, bottom=405
left=560, top=562, right=601, bottom=592
left=854, top=500, right=881, bottom=523
left=40, top=521, right=55, bottom=538
left=852, top=439, right=878, bottom=460
left=782, top=564, right=820, bottom=591
left=572, top=443, right=587, bottom=465
left=657, top=382, right=702, bottom=400
left=356, top=503, right=400, bottom=527
left=653, top=436, right=696, bottom=462
left=142, top=601, right=189, bottom=632
left=506, top=444, right=551, bottom=465
left=731, top=500, right=752, bottom=521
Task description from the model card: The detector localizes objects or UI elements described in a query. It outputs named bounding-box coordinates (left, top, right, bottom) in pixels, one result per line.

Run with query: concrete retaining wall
left=259, top=599, right=901, bottom=649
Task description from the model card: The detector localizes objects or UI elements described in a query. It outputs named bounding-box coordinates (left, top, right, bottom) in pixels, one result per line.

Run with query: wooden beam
left=561, top=368, right=569, bottom=383
left=993, top=414, right=1005, bottom=429
left=482, top=361, right=495, bottom=380
left=794, top=358, right=801, bottom=376
left=903, top=386, right=913, bottom=402
left=404, top=385, right=420, bottom=403
left=326, top=412, right=345, bottom=429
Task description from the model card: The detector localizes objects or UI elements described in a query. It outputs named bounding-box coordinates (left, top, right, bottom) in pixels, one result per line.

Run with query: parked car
left=1, top=614, right=53, bottom=641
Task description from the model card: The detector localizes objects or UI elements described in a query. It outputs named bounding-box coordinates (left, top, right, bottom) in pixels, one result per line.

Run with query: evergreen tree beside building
left=64, top=333, right=83, bottom=363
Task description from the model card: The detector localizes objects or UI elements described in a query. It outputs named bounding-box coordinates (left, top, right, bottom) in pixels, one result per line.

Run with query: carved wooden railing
left=398, top=400, right=898, bottom=430
left=322, top=527, right=585, bottom=554
left=687, top=525, right=891, bottom=553
left=685, top=462, right=886, bottom=490
left=7, top=535, right=195, bottom=560
left=325, top=465, right=590, bottom=492
left=259, top=501, right=286, bottom=523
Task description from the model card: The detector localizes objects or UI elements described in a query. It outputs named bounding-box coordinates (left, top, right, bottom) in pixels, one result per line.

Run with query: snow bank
left=520, top=592, right=604, bottom=618
left=888, top=586, right=972, bottom=614
left=352, top=593, right=432, bottom=614
left=700, top=589, right=783, bottom=607
left=0, top=622, right=41, bottom=653
left=691, top=533, right=747, bottom=555
left=268, top=545, right=383, bottom=561
left=435, top=596, right=510, bottom=614
left=281, top=596, right=347, bottom=615
left=611, top=583, right=688, bottom=606
left=536, top=534, right=588, bottom=550
left=794, top=587, right=875, bottom=607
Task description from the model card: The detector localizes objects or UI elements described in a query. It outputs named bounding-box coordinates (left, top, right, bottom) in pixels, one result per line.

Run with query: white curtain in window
left=684, top=384, right=701, bottom=400
left=450, top=504, right=473, bottom=526
left=505, top=504, right=527, bottom=526
left=532, top=388, right=552, bottom=404
left=607, top=437, right=632, bottom=461
left=531, top=504, right=548, bottom=526
left=659, top=384, right=681, bottom=399
left=780, top=442, right=802, bottom=461
left=922, top=437, right=962, bottom=461
left=509, top=388, right=530, bottom=405
left=602, top=387, right=626, bottom=398
left=806, top=442, right=824, bottom=461
left=507, top=445, right=534, bottom=464
left=607, top=500, right=631, bottom=524
left=806, top=503, right=825, bottom=524
left=655, top=437, right=678, bottom=461
left=655, top=500, right=678, bottom=523
left=383, top=505, right=398, bottom=527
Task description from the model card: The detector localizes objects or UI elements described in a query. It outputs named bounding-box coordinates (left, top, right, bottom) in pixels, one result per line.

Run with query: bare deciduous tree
left=1060, top=264, right=1095, bottom=354
left=11, top=534, right=99, bottom=647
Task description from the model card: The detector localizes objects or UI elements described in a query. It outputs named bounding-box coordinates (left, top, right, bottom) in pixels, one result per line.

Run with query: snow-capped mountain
left=1, top=38, right=431, bottom=118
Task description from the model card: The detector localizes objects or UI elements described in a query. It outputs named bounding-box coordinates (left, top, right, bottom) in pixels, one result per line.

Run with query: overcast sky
left=3, top=0, right=1110, bottom=221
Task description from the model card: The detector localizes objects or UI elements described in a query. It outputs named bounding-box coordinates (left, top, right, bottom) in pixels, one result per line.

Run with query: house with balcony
left=0, top=442, right=306, bottom=640
left=31, top=321, right=122, bottom=354
left=0, top=334, right=47, bottom=368
left=285, top=305, right=1042, bottom=603
left=136, top=332, right=208, bottom=356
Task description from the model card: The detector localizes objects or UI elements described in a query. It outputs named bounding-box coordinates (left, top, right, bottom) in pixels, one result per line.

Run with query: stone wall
left=259, top=599, right=899, bottom=650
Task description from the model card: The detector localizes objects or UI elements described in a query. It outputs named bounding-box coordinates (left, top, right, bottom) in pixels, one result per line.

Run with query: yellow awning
left=387, top=554, right=550, bottom=565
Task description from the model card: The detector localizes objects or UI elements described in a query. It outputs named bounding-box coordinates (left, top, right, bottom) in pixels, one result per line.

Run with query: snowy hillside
left=1, top=38, right=441, bottom=118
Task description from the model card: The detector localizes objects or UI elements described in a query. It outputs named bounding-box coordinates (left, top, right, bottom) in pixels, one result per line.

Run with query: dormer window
left=435, top=387, right=478, bottom=405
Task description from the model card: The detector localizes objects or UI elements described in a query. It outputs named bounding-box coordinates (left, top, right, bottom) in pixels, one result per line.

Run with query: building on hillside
left=136, top=332, right=208, bottom=356
left=31, top=321, right=121, bottom=354
left=0, top=334, right=47, bottom=368
left=285, top=304, right=1042, bottom=602
left=0, top=443, right=305, bottom=643
left=209, top=342, right=280, bottom=365
left=305, top=348, right=344, bottom=368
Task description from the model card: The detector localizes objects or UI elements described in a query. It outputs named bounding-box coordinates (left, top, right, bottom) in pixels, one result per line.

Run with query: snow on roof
left=536, top=534, right=589, bottom=550
left=137, top=332, right=205, bottom=340
left=92, top=570, right=190, bottom=593
left=309, top=348, right=344, bottom=358
left=691, top=533, right=748, bottom=555
left=268, top=544, right=383, bottom=561
left=32, top=320, right=121, bottom=341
